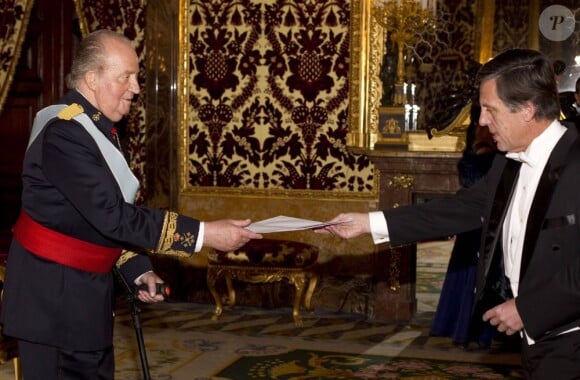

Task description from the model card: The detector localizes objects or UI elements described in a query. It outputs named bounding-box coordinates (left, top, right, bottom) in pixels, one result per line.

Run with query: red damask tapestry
left=185, top=0, right=373, bottom=192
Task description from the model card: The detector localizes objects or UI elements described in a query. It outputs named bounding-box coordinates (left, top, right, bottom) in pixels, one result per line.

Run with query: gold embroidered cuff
left=159, top=249, right=190, bottom=258
left=116, top=249, right=139, bottom=268
left=157, top=211, right=178, bottom=252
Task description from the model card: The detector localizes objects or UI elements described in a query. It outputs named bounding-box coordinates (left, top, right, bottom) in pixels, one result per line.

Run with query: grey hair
left=65, top=29, right=132, bottom=89
left=476, top=49, right=561, bottom=121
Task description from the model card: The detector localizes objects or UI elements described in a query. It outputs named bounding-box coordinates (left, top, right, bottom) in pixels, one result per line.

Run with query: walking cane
left=115, top=269, right=170, bottom=380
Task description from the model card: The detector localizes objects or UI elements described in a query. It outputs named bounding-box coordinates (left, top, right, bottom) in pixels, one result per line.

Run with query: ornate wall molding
left=0, top=0, right=34, bottom=113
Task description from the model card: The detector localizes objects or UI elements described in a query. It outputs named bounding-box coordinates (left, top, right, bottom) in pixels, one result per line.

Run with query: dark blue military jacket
left=1, top=90, right=200, bottom=351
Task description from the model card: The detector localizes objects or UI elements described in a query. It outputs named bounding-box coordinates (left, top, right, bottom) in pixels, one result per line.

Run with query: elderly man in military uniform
left=0, top=29, right=262, bottom=380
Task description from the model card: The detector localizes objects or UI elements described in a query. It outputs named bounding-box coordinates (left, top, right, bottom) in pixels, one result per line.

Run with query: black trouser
left=18, top=339, right=114, bottom=380
left=521, top=329, right=580, bottom=379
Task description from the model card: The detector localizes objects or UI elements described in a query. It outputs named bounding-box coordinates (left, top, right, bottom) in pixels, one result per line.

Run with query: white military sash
left=27, top=104, right=140, bottom=204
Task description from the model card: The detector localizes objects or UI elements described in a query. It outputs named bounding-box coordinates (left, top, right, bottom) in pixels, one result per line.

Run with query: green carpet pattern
left=118, top=302, right=522, bottom=379
left=217, top=348, right=523, bottom=379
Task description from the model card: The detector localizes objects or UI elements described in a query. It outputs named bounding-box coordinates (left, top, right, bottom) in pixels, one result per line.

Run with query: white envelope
left=247, top=215, right=351, bottom=233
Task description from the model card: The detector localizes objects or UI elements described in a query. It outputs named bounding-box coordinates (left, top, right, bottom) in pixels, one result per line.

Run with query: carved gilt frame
left=176, top=0, right=378, bottom=201
left=347, top=0, right=496, bottom=152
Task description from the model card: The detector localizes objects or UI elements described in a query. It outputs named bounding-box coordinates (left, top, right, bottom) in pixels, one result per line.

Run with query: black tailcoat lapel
left=472, top=158, right=521, bottom=330
left=519, top=127, right=578, bottom=281
left=481, top=159, right=521, bottom=280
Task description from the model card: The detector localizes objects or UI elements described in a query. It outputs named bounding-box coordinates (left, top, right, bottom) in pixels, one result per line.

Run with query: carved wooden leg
left=303, top=272, right=318, bottom=312
left=225, top=275, right=236, bottom=307
left=13, top=357, right=22, bottom=380
left=206, top=267, right=223, bottom=321
left=291, top=273, right=307, bottom=327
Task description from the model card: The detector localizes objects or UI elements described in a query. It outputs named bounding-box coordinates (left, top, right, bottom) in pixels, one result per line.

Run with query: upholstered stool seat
left=207, top=239, right=318, bottom=326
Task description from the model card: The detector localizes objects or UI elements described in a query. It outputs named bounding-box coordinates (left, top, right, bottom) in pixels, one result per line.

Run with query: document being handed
left=247, top=215, right=352, bottom=234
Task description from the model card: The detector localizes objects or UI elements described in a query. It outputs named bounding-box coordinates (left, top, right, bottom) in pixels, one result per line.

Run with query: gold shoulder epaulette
left=57, top=103, right=84, bottom=120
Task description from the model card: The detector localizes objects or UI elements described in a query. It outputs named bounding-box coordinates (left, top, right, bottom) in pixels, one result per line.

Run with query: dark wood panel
left=0, top=98, right=36, bottom=163
left=0, top=0, right=77, bottom=252
left=367, top=150, right=461, bottom=320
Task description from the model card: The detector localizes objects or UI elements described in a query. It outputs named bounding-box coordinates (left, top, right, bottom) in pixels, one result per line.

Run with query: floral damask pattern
left=411, top=0, right=479, bottom=131
left=74, top=0, right=149, bottom=202
left=0, top=0, right=33, bottom=113
left=493, top=0, right=530, bottom=53
left=187, top=0, right=373, bottom=192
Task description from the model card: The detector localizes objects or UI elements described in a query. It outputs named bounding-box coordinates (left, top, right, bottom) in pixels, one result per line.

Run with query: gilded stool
left=207, top=239, right=318, bottom=326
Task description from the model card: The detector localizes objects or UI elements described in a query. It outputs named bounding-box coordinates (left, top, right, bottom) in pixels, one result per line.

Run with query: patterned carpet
left=416, top=239, right=455, bottom=314
left=0, top=240, right=524, bottom=379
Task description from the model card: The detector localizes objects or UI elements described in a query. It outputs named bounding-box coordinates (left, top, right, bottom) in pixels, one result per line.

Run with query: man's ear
left=522, top=102, right=535, bottom=122
left=84, top=71, right=98, bottom=91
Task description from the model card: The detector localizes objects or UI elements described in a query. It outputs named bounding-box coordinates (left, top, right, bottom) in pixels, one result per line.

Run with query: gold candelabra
left=374, top=0, right=436, bottom=105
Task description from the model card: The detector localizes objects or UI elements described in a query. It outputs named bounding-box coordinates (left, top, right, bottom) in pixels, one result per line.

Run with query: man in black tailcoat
left=317, top=49, right=580, bottom=379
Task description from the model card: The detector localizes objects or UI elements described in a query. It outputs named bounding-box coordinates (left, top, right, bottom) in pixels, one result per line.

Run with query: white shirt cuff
left=369, top=211, right=390, bottom=244
left=195, top=222, right=205, bottom=252
left=134, top=271, right=152, bottom=285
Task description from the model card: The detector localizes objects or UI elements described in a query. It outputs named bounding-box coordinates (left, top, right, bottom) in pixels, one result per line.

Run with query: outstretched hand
left=313, top=212, right=370, bottom=239
left=204, top=219, right=262, bottom=251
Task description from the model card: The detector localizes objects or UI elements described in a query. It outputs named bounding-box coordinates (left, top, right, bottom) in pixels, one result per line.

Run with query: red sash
left=12, top=211, right=122, bottom=273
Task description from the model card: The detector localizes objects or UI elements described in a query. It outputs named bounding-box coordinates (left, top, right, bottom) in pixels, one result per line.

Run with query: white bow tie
left=506, top=151, right=534, bottom=166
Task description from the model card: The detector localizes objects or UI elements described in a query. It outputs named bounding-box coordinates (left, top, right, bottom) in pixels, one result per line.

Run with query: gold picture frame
left=176, top=0, right=378, bottom=202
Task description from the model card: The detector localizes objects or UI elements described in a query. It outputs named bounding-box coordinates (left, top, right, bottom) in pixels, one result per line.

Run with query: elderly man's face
left=92, top=38, right=140, bottom=122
